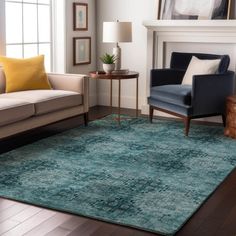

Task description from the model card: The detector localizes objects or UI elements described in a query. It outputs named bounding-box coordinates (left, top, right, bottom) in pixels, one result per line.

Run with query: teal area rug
left=0, top=116, right=236, bottom=235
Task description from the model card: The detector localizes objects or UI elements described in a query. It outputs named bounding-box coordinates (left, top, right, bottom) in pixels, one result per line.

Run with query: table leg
left=118, top=79, right=121, bottom=124
left=110, top=78, right=113, bottom=114
left=136, top=77, right=139, bottom=117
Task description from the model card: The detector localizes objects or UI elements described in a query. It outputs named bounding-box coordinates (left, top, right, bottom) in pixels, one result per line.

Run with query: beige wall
left=65, top=0, right=97, bottom=107
left=96, top=0, right=157, bottom=108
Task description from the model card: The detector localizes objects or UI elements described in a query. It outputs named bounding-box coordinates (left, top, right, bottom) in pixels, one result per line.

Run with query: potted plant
left=100, top=53, right=116, bottom=74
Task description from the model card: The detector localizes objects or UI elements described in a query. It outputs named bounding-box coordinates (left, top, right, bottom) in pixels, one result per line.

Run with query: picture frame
left=73, top=37, right=91, bottom=65
left=159, top=0, right=231, bottom=20
left=73, top=3, right=88, bottom=31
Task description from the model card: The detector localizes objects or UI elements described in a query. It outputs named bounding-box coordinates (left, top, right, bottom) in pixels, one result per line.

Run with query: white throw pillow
left=182, top=56, right=221, bottom=85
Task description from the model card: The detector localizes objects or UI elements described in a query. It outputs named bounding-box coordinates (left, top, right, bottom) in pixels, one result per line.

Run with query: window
left=5, top=0, right=52, bottom=71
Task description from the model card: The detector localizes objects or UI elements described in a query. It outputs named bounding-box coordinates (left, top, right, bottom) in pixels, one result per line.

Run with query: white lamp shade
left=103, top=22, right=132, bottom=43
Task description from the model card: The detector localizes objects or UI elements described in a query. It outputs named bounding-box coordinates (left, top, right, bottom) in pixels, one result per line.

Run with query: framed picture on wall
left=159, top=0, right=231, bottom=20
left=73, top=37, right=91, bottom=65
left=73, top=3, right=88, bottom=31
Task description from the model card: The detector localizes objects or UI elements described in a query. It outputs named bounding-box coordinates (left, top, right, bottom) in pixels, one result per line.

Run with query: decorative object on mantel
left=100, top=53, right=116, bottom=74
left=224, top=96, right=236, bottom=139
left=73, top=2, right=88, bottom=31
left=103, top=21, right=132, bottom=71
left=158, top=0, right=231, bottom=20
left=73, top=37, right=91, bottom=65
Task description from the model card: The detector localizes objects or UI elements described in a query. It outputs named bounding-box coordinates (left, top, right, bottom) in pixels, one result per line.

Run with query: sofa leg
left=184, top=117, right=191, bottom=136
left=149, top=106, right=154, bottom=123
left=222, top=114, right=226, bottom=127
left=83, top=112, right=89, bottom=126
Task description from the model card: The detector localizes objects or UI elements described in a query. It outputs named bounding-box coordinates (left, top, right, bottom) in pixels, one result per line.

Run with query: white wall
left=52, top=0, right=66, bottom=73
left=65, top=0, right=97, bottom=107
left=96, top=0, right=157, bottom=108
left=0, top=0, right=5, bottom=56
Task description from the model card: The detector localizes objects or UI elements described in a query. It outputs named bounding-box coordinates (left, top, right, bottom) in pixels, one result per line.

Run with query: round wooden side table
left=89, top=71, right=139, bottom=123
left=224, top=96, right=236, bottom=139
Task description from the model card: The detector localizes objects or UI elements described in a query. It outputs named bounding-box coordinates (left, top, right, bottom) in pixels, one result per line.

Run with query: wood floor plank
left=0, top=219, right=20, bottom=235
left=2, top=209, right=56, bottom=236
left=59, top=216, right=87, bottom=231
left=129, top=230, right=158, bottom=236
left=24, top=212, right=71, bottom=236
left=216, top=203, right=236, bottom=236
left=0, top=203, right=28, bottom=223
left=67, top=220, right=102, bottom=236
left=10, top=206, right=42, bottom=223
left=45, top=227, right=71, bottom=236
left=110, top=227, right=136, bottom=236
left=90, top=222, right=117, bottom=236
left=0, top=200, right=17, bottom=212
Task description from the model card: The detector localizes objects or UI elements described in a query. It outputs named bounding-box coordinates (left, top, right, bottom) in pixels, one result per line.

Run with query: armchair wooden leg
left=84, top=112, right=89, bottom=126
left=222, top=114, right=226, bottom=127
left=149, top=106, right=154, bottom=123
left=184, top=117, right=191, bottom=136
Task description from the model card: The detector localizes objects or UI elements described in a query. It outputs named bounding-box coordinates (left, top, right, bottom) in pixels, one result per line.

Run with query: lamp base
left=113, top=44, right=121, bottom=70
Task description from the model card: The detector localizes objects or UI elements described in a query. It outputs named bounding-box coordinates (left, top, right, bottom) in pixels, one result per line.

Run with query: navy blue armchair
left=148, top=52, right=235, bottom=136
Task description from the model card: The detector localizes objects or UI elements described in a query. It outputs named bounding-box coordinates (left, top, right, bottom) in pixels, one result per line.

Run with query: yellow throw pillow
left=0, top=55, right=51, bottom=93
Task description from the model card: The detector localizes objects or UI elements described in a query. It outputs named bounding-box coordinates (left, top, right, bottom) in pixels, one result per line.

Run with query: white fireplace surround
left=142, top=20, right=236, bottom=118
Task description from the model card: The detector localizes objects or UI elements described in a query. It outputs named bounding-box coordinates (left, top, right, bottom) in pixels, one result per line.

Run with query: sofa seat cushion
left=150, top=85, right=192, bottom=106
left=0, top=99, right=35, bottom=126
left=0, top=90, right=83, bottom=115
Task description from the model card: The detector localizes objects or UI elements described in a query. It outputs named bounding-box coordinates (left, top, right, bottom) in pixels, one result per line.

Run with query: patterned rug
left=0, top=115, right=235, bottom=235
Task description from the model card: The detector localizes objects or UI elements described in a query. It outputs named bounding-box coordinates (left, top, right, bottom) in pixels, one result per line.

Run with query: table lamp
left=103, top=21, right=132, bottom=71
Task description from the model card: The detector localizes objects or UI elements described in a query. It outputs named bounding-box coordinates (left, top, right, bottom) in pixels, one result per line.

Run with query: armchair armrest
left=151, top=69, right=185, bottom=87
left=47, top=73, right=89, bottom=113
left=192, top=71, right=235, bottom=116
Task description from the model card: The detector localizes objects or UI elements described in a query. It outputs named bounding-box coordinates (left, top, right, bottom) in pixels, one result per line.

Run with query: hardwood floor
left=0, top=106, right=235, bottom=236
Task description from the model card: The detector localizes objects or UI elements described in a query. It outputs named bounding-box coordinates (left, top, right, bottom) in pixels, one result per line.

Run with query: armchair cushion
left=182, top=56, right=220, bottom=85
left=151, top=84, right=192, bottom=106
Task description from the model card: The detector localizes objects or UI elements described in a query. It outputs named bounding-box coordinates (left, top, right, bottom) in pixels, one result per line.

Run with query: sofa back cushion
left=170, top=52, right=230, bottom=74
left=0, top=55, right=51, bottom=93
left=0, top=67, right=6, bottom=94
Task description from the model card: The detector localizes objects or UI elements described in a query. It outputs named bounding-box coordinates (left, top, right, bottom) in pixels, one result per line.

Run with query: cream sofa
left=0, top=68, right=89, bottom=139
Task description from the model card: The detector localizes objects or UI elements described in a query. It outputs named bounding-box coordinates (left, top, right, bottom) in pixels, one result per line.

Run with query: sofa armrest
left=47, top=73, right=89, bottom=113
left=192, top=71, right=235, bottom=115
left=151, top=69, right=185, bottom=87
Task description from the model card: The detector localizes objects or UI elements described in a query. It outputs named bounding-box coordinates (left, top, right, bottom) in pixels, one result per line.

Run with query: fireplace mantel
left=143, top=20, right=236, bottom=32
left=142, top=20, right=236, bottom=115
